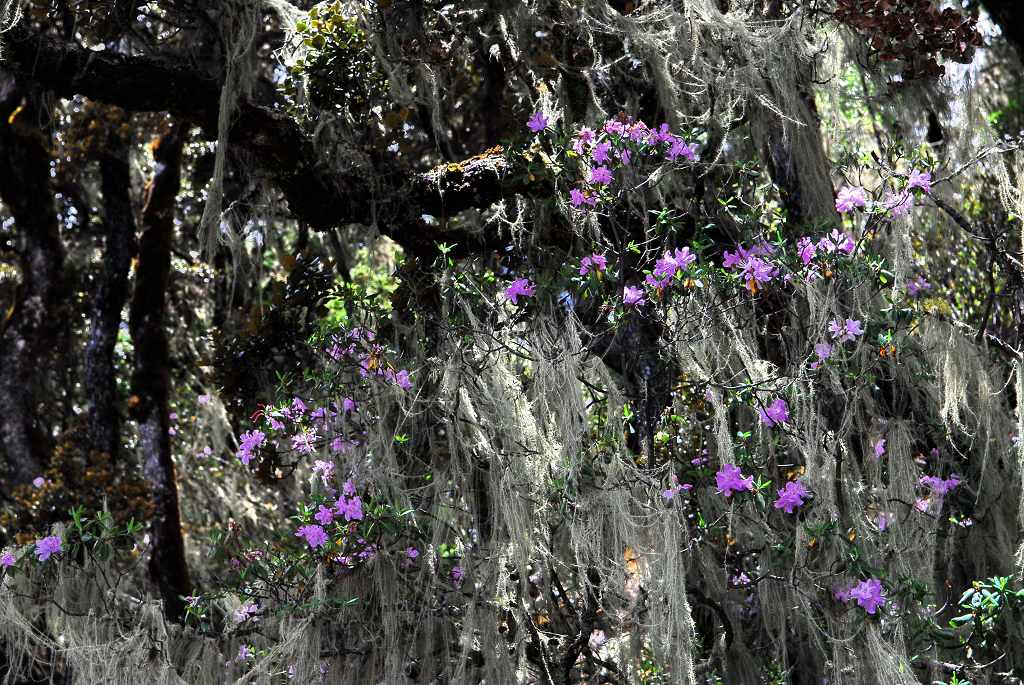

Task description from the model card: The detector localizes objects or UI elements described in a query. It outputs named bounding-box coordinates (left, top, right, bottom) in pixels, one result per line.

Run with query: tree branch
left=3, top=27, right=546, bottom=255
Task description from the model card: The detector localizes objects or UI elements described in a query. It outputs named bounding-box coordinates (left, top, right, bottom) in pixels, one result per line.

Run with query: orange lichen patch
left=7, top=103, right=25, bottom=126
left=431, top=145, right=506, bottom=179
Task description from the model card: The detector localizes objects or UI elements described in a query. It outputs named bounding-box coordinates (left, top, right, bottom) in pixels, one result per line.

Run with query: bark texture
left=128, top=124, right=191, bottom=621
left=0, top=77, right=64, bottom=488
left=83, top=129, right=137, bottom=461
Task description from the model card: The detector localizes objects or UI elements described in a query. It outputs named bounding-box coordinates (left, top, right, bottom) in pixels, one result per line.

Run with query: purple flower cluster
left=558, top=116, right=697, bottom=210
left=579, top=253, right=608, bottom=276
left=237, top=430, right=266, bottom=466
left=295, top=524, right=329, bottom=549
left=35, top=535, right=62, bottom=562
left=920, top=474, right=960, bottom=496
left=723, top=241, right=778, bottom=292
left=835, top=578, right=887, bottom=614
left=715, top=463, right=754, bottom=497
left=828, top=318, right=865, bottom=343
left=326, top=327, right=413, bottom=391
left=757, top=398, right=790, bottom=428
left=647, top=248, right=696, bottom=290
left=774, top=481, right=809, bottom=514
left=504, top=278, right=536, bottom=305
left=661, top=474, right=693, bottom=501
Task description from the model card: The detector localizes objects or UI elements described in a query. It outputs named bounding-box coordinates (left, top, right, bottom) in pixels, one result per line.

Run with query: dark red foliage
left=834, top=0, right=983, bottom=79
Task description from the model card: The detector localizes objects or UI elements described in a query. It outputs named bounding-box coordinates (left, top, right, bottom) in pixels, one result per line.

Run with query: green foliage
left=285, top=2, right=387, bottom=119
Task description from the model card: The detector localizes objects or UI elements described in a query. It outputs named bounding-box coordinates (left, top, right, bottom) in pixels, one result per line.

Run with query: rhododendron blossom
left=920, top=475, right=961, bottom=496
left=579, top=253, right=607, bottom=276
left=715, top=463, right=754, bottom=497
left=336, top=495, right=364, bottom=522
left=907, top=169, right=932, bottom=194
left=828, top=318, right=864, bottom=343
left=295, top=524, right=328, bottom=549
left=907, top=275, right=931, bottom=297
left=622, top=286, right=645, bottom=307
left=849, top=578, right=886, bottom=614
left=835, top=186, right=867, bottom=213
left=504, top=278, right=536, bottom=304
left=34, top=536, right=62, bottom=562
left=526, top=111, right=548, bottom=133
left=589, top=166, right=613, bottom=185
left=237, top=430, right=266, bottom=465
left=774, top=481, right=809, bottom=514
left=757, top=398, right=790, bottom=427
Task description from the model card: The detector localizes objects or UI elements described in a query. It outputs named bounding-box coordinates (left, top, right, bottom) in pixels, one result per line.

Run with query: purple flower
left=774, top=481, right=809, bottom=514
left=342, top=479, right=357, bottom=497
left=920, top=475, right=960, bottom=496
left=622, top=285, right=645, bottom=307
left=627, top=121, right=649, bottom=142
left=661, top=475, right=693, bottom=501
left=603, top=118, right=625, bottom=135
left=850, top=578, right=886, bottom=614
left=336, top=495, right=364, bottom=522
left=907, top=275, right=931, bottom=297
left=828, top=318, right=864, bottom=343
left=32, top=476, right=45, bottom=488
left=312, top=459, right=335, bottom=484
left=757, top=398, right=790, bottom=427
left=739, top=255, right=777, bottom=290
left=877, top=513, right=890, bottom=531
left=291, top=397, right=307, bottom=416
left=818, top=229, right=855, bottom=255
left=527, top=111, right=549, bottom=133
left=873, top=438, right=886, bottom=459
left=883, top=191, right=913, bottom=217
left=579, top=253, right=607, bottom=276
left=291, top=429, right=319, bottom=455
left=198, top=394, right=211, bottom=405
left=237, top=430, right=266, bottom=465
left=589, top=166, right=613, bottom=185
left=666, top=138, right=698, bottom=162
left=1, top=550, right=14, bottom=567
left=715, top=463, right=754, bottom=497
left=395, top=369, right=413, bottom=390
left=797, top=237, right=817, bottom=265
left=237, top=645, right=252, bottom=662
left=504, top=278, right=536, bottom=305
left=451, top=565, right=465, bottom=588
left=652, top=247, right=696, bottom=283
left=295, top=524, right=329, bottom=549
left=342, top=397, right=357, bottom=413
left=572, top=127, right=595, bottom=154
left=314, top=505, right=336, bottom=525
left=233, top=601, right=259, bottom=624
left=835, top=186, right=867, bottom=213
left=907, top=169, right=932, bottom=194
left=814, top=342, right=833, bottom=361
left=34, top=536, right=61, bottom=562
left=591, top=141, right=612, bottom=164
left=405, top=547, right=419, bottom=560
left=619, top=148, right=631, bottom=165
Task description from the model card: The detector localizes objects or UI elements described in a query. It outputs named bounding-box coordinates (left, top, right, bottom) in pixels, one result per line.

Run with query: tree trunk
left=84, top=126, right=137, bottom=461
left=128, top=124, right=191, bottom=621
left=0, top=77, right=64, bottom=488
